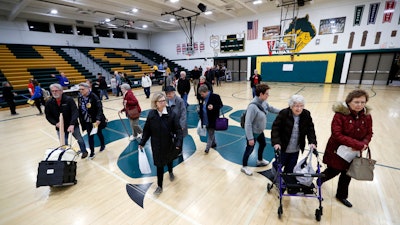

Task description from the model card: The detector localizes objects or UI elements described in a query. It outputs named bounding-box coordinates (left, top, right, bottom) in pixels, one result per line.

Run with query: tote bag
left=293, top=149, right=315, bottom=186
left=138, top=148, right=151, bottom=174
left=346, top=148, right=376, bottom=181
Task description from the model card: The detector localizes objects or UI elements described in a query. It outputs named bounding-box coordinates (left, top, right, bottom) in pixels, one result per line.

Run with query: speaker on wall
left=198, top=3, right=207, bottom=12
left=93, top=36, right=100, bottom=44
left=297, top=0, right=305, bottom=6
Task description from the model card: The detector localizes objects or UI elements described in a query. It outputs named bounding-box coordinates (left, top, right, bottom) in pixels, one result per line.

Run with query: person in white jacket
left=141, top=73, right=152, bottom=98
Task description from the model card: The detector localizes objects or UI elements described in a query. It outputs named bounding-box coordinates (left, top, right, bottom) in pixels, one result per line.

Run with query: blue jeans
left=242, top=132, right=266, bottom=166
left=181, top=93, right=188, bottom=107
left=57, top=125, right=87, bottom=153
left=252, top=86, right=256, bottom=98
left=100, top=89, right=109, bottom=100
left=272, top=151, right=299, bottom=174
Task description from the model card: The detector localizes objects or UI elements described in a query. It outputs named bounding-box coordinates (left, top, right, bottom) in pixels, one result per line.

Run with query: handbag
left=346, top=148, right=376, bottom=181
left=293, top=149, right=315, bottom=186
left=215, top=109, right=228, bottom=131
left=126, top=106, right=140, bottom=119
left=138, top=147, right=151, bottom=174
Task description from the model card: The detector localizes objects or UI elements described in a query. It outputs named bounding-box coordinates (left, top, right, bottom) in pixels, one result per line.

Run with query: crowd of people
left=1, top=66, right=373, bottom=207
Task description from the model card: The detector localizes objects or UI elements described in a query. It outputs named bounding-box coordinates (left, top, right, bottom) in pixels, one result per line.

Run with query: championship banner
left=383, top=0, right=396, bottom=23
left=367, top=3, right=380, bottom=24
left=200, top=42, right=205, bottom=52
left=194, top=42, right=199, bottom=51
left=266, top=40, right=275, bottom=56
left=181, top=43, right=186, bottom=54
left=354, top=5, right=364, bottom=26
left=176, top=44, right=181, bottom=55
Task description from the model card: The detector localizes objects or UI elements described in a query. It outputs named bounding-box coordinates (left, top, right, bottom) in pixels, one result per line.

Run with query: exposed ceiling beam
left=8, top=0, right=34, bottom=21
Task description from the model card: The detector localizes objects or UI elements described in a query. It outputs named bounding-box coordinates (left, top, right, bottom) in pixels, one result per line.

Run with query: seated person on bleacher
left=51, top=72, right=70, bottom=89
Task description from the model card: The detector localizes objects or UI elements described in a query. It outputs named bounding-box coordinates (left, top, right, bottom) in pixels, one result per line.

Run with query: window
left=112, top=30, right=124, bottom=39
left=77, top=26, right=92, bottom=36
left=27, top=21, right=50, bottom=32
left=54, top=24, right=73, bottom=34
left=127, top=32, right=138, bottom=40
left=96, top=29, right=109, bottom=37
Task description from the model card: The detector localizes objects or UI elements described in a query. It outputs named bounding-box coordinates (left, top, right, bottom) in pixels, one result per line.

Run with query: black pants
left=85, top=122, right=105, bottom=155
left=321, top=167, right=351, bottom=199
left=6, top=100, right=16, bottom=114
left=34, top=97, right=45, bottom=113
left=242, top=132, right=266, bottom=166
left=156, top=162, right=173, bottom=188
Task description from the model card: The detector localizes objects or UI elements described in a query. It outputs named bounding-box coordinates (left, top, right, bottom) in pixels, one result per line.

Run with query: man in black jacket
left=198, top=85, right=223, bottom=153
left=177, top=71, right=191, bottom=108
left=1, top=81, right=18, bottom=115
left=45, top=83, right=88, bottom=159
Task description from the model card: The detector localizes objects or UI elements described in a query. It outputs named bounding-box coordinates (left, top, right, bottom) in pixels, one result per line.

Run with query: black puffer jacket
left=271, top=107, right=317, bottom=152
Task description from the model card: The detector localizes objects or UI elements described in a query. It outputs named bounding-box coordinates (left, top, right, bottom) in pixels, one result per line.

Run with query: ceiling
left=0, top=0, right=310, bottom=33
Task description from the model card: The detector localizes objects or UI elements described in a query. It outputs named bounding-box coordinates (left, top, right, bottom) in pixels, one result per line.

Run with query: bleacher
left=133, top=49, right=188, bottom=77
left=78, top=47, right=153, bottom=86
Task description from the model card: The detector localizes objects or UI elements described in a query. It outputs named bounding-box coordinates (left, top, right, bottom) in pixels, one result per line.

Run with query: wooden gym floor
left=0, top=81, right=399, bottom=225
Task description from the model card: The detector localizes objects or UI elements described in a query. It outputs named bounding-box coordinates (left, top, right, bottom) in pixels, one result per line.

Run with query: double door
left=347, top=53, right=395, bottom=85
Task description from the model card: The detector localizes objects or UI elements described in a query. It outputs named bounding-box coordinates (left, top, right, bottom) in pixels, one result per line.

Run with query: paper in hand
left=336, top=145, right=359, bottom=162
left=90, top=123, right=98, bottom=136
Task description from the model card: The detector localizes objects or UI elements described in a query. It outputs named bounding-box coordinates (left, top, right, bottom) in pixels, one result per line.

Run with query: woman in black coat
left=139, top=92, right=183, bottom=195
left=77, top=82, right=107, bottom=159
left=1, top=81, right=17, bottom=115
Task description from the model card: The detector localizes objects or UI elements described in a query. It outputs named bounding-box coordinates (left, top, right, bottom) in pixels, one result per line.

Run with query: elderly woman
left=120, top=83, right=142, bottom=141
left=77, top=82, right=107, bottom=159
left=196, top=75, right=213, bottom=103
left=139, top=92, right=183, bottom=195
left=271, top=94, right=317, bottom=174
left=322, top=89, right=373, bottom=208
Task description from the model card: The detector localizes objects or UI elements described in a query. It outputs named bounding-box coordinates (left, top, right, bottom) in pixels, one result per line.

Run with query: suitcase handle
left=45, top=147, right=67, bottom=161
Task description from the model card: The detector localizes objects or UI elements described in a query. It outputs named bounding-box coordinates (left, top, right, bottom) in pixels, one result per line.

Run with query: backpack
left=41, top=88, right=50, bottom=101
left=240, top=102, right=265, bottom=128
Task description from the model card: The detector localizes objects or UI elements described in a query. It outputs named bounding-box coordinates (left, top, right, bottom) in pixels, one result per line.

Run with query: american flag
left=247, top=20, right=258, bottom=40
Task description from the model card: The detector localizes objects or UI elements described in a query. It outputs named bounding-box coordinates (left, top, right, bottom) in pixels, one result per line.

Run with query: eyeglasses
left=157, top=99, right=166, bottom=102
left=351, top=101, right=366, bottom=105
left=51, top=90, right=61, bottom=93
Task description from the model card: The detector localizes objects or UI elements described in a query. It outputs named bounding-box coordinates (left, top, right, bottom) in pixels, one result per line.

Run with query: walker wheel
left=267, top=183, right=272, bottom=192
left=278, top=206, right=283, bottom=219
left=315, top=209, right=322, bottom=221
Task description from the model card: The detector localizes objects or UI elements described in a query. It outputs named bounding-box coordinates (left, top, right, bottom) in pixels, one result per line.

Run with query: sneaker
left=204, top=149, right=209, bottom=154
left=36, top=113, right=43, bottom=116
left=81, top=152, right=88, bottom=159
left=129, top=135, right=135, bottom=141
left=256, top=159, right=270, bottom=167
left=100, top=146, right=105, bottom=152
left=241, top=166, right=253, bottom=176
left=89, top=154, right=95, bottom=160
left=154, top=186, right=163, bottom=195
left=169, top=173, right=175, bottom=182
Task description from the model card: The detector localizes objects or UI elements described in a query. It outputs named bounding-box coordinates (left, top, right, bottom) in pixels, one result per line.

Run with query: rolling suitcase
left=36, top=146, right=78, bottom=188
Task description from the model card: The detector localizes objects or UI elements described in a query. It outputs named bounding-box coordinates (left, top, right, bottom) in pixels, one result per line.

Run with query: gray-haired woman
left=120, top=83, right=143, bottom=141
left=271, top=94, right=317, bottom=174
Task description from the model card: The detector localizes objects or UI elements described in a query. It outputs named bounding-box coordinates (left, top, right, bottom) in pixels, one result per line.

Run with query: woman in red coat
left=322, top=89, right=373, bottom=208
left=120, top=83, right=143, bottom=141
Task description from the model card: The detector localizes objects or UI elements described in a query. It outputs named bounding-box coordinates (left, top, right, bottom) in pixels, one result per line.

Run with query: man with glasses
left=45, top=83, right=88, bottom=158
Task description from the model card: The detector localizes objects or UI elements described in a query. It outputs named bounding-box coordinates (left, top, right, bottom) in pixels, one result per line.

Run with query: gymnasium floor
left=1, top=81, right=399, bottom=224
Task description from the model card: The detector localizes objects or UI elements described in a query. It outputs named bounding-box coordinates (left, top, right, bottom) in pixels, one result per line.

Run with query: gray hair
left=79, top=82, right=90, bottom=89
left=288, top=94, right=305, bottom=107
left=198, top=84, right=209, bottom=93
left=120, top=83, right=131, bottom=90
left=180, top=71, right=186, bottom=76
left=150, top=92, right=166, bottom=109
left=50, top=83, right=63, bottom=91
left=199, top=75, right=206, bottom=80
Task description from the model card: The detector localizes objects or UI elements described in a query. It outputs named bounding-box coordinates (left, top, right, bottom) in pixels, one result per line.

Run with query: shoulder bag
left=215, top=109, right=228, bottom=131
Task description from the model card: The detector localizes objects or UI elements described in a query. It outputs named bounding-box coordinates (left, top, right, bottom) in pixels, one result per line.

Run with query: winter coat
left=121, top=90, right=141, bottom=116
left=198, top=92, right=223, bottom=129
left=168, top=96, right=188, bottom=137
left=250, top=74, right=262, bottom=87
left=323, top=102, right=373, bottom=170
left=139, top=107, right=183, bottom=167
left=45, top=94, right=80, bottom=132
left=77, top=91, right=107, bottom=131
left=271, top=107, right=317, bottom=153
left=177, top=78, right=191, bottom=96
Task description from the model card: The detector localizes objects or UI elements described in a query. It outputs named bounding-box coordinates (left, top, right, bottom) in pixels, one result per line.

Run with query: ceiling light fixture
left=169, top=18, right=176, bottom=22
left=131, top=8, right=138, bottom=13
left=170, top=0, right=179, bottom=3
left=204, top=11, right=212, bottom=15
left=253, top=0, right=262, bottom=4
left=105, top=18, right=111, bottom=22
left=50, top=9, right=58, bottom=14
left=142, top=24, right=148, bottom=28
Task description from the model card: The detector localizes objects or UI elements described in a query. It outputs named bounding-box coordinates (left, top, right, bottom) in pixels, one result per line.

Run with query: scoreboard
left=220, top=34, right=245, bottom=52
